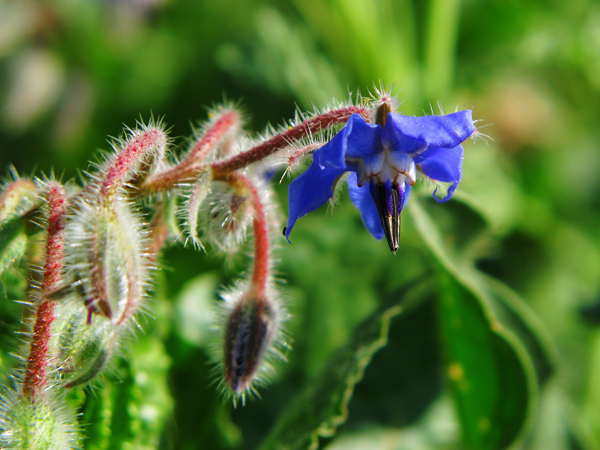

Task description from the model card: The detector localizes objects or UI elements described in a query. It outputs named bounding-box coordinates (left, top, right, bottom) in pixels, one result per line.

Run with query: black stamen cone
left=373, top=183, right=401, bottom=254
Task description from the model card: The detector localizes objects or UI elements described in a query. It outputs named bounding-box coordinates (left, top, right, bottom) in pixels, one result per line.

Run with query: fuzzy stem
left=23, top=183, right=66, bottom=401
left=148, top=203, right=169, bottom=267
left=140, top=106, right=370, bottom=195
left=99, top=128, right=166, bottom=200
left=141, top=110, right=239, bottom=193
left=218, top=172, right=270, bottom=299
left=212, top=106, right=369, bottom=176
left=182, top=110, right=239, bottom=168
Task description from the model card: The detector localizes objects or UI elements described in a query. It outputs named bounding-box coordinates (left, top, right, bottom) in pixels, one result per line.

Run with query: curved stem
left=211, top=106, right=369, bottom=176
left=217, top=172, right=270, bottom=299
left=142, top=110, right=239, bottom=193
left=99, top=128, right=166, bottom=201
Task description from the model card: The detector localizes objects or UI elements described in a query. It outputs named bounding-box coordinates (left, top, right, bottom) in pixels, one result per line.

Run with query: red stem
left=100, top=128, right=166, bottom=200
left=23, top=183, right=66, bottom=401
left=142, top=110, right=239, bottom=193
left=219, top=173, right=270, bottom=299
left=140, top=106, right=369, bottom=195
left=212, top=106, right=369, bottom=176
left=181, top=110, right=239, bottom=169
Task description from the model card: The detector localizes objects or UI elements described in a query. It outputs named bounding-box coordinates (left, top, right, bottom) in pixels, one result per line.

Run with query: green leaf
left=479, top=274, right=557, bottom=386
left=409, top=199, right=537, bottom=449
left=81, top=303, right=173, bottom=450
left=0, top=215, right=27, bottom=276
left=437, top=268, right=535, bottom=450
left=258, top=288, right=410, bottom=450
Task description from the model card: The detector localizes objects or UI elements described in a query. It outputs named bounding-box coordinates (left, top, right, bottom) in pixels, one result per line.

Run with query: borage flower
left=285, top=105, right=476, bottom=253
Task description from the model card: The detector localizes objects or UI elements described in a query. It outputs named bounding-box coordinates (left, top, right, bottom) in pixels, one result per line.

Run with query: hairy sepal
left=214, top=283, right=289, bottom=406
left=63, top=196, right=151, bottom=326
left=0, top=386, right=81, bottom=450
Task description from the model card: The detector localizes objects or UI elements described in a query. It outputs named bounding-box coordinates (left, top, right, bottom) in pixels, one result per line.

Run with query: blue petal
left=285, top=159, right=347, bottom=241
left=347, top=172, right=384, bottom=240
left=420, top=144, right=463, bottom=202
left=383, top=110, right=475, bottom=155
left=317, top=114, right=381, bottom=169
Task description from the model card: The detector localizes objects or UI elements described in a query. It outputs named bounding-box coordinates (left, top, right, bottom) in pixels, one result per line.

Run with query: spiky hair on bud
left=191, top=179, right=254, bottom=255
left=367, top=82, right=401, bottom=123
left=61, top=194, right=152, bottom=327
left=182, top=168, right=279, bottom=257
left=0, top=385, right=82, bottom=450
left=48, top=297, right=119, bottom=389
left=211, top=282, right=289, bottom=407
left=185, top=104, right=243, bottom=164
left=85, top=119, right=169, bottom=201
left=0, top=169, right=40, bottom=222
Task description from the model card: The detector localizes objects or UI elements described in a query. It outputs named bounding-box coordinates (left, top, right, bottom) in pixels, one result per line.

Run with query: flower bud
left=217, top=287, right=288, bottom=405
left=0, top=388, right=80, bottom=450
left=98, top=124, right=167, bottom=200
left=51, top=301, right=116, bottom=388
left=195, top=181, right=253, bottom=254
left=0, top=177, right=38, bottom=222
left=63, top=197, right=150, bottom=325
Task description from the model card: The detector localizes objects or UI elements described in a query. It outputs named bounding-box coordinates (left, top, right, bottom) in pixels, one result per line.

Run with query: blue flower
left=285, top=108, right=476, bottom=253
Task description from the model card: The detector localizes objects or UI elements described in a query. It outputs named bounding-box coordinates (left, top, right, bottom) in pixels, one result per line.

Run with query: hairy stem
left=218, top=172, right=270, bottom=299
left=212, top=106, right=370, bottom=176
left=99, top=128, right=166, bottom=201
left=142, top=110, right=239, bottom=193
left=23, top=183, right=66, bottom=401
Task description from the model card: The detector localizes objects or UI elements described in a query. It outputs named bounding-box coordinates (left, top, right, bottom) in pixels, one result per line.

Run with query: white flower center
left=352, top=148, right=416, bottom=188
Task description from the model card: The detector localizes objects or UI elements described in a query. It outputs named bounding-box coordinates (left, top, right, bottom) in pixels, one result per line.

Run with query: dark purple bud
left=223, top=296, right=275, bottom=394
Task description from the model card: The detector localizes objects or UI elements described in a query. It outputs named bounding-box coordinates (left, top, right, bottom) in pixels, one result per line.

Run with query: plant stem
left=211, top=106, right=369, bottom=176
left=142, top=110, right=239, bottom=193
left=23, top=183, right=66, bottom=401
left=99, top=128, right=166, bottom=201
left=218, top=172, right=270, bottom=300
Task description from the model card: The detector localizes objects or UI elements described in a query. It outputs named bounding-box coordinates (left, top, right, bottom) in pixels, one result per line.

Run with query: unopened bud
left=63, top=198, right=150, bottom=325
left=0, top=177, right=39, bottom=221
left=98, top=124, right=167, bottom=200
left=218, top=288, right=288, bottom=405
left=51, top=302, right=116, bottom=388
left=196, top=182, right=253, bottom=253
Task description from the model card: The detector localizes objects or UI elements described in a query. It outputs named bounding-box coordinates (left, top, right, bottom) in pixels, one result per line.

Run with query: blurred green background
left=2, top=0, right=600, bottom=449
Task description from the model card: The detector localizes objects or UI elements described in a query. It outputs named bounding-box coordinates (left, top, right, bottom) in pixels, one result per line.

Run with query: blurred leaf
left=409, top=199, right=537, bottom=449
left=437, top=267, right=535, bottom=450
left=327, top=396, right=460, bottom=450
left=529, top=382, right=598, bottom=450
left=174, top=272, right=218, bottom=347
left=346, top=293, right=444, bottom=430
left=258, top=287, right=409, bottom=450
left=0, top=215, right=27, bottom=276
left=81, top=304, right=173, bottom=450
left=480, top=274, right=557, bottom=386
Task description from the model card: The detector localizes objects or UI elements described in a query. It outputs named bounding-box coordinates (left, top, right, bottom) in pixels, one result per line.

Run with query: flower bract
left=285, top=109, right=476, bottom=253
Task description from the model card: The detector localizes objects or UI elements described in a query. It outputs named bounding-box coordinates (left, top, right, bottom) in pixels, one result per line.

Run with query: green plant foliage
left=2, top=0, right=600, bottom=448
left=81, top=305, right=173, bottom=450
left=437, top=268, right=535, bottom=450
left=259, top=294, right=405, bottom=450
left=0, top=216, right=27, bottom=277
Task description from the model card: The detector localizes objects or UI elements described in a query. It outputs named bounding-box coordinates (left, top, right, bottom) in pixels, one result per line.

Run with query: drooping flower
left=285, top=105, right=476, bottom=253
